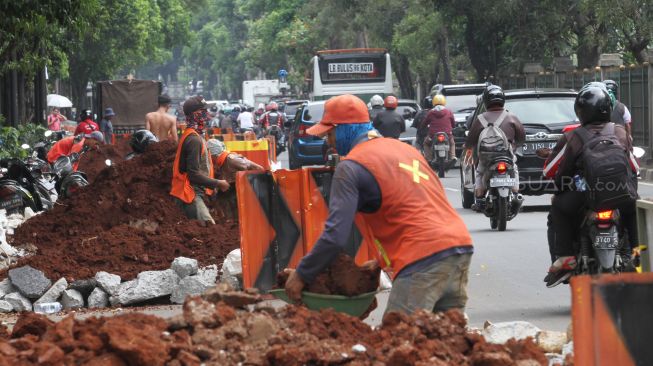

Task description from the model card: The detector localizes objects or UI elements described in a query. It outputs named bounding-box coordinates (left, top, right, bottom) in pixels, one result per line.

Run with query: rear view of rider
left=368, top=95, right=384, bottom=121
left=542, top=82, right=638, bottom=287
left=372, top=96, right=405, bottom=139
left=422, top=95, right=455, bottom=161
left=464, top=86, right=525, bottom=211
left=603, top=80, right=633, bottom=138
left=260, top=102, right=285, bottom=129
left=413, top=96, right=432, bottom=149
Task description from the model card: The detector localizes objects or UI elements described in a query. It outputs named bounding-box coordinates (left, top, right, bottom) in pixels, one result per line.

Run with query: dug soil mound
left=0, top=291, right=554, bottom=366
left=276, top=253, right=380, bottom=296
left=77, top=138, right=132, bottom=184
left=10, top=141, right=239, bottom=281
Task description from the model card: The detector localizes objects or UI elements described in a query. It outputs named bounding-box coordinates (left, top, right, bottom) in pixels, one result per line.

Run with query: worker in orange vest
left=170, top=96, right=229, bottom=225
left=47, top=131, right=104, bottom=170
left=284, top=94, right=474, bottom=315
left=206, top=139, right=264, bottom=182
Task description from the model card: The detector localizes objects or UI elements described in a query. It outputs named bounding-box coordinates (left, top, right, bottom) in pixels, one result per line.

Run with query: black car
left=460, top=88, right=578, bottom=207
left=430, top=83, right=488, bottom=156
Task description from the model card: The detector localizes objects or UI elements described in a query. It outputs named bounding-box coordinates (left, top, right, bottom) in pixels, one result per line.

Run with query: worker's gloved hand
left=360, top=259, right=380, bottom=272
left=217, top=180, right=230, bottom=192
left=284, top=268, right=305, bottom=303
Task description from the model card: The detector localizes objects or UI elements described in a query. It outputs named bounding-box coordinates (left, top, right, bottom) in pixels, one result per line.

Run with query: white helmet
left=370, top=95, right=384, bottom=107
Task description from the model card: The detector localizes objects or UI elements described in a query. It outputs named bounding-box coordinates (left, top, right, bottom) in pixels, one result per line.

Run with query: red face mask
left=187, top=109, right=210, bottom=134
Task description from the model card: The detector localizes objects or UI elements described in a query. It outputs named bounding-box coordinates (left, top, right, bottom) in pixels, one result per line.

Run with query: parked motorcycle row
left=0, top=131, right=90, bottom=216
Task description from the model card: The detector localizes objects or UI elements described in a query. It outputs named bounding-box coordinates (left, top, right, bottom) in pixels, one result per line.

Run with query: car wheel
left=460, top=166, right=474, bottom=209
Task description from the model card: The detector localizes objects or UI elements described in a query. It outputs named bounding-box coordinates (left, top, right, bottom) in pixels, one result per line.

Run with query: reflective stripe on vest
left=344, top=137, right=473, bottom=279
left=170, top=129, right=214, bottom=204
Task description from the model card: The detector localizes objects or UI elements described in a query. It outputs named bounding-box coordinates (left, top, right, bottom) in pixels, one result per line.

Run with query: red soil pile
left=77, top=139, right=132, bottom=184
left=276, top=253, right=380, bottom=296
left=10, top=141, right=239, bottom=281
left=0, top=290, right=559, bottom=366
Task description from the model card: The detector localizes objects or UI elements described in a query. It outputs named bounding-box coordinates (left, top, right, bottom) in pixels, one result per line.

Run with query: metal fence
left=496, top=65, right=652, bottom=157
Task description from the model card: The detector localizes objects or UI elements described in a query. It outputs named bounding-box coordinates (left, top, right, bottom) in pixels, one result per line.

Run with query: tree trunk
left=393, top=54, right=415, bottom=99
left=439, top=26, right=452, bottom=84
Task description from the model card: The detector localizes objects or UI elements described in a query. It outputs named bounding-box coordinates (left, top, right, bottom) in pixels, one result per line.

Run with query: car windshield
left=302, top=104, right=325, bottom=123
left=444, top=94, right=478, bottom=113
left=285, top=104, right=302, bottom=117
left=505, top=97, right=577, bottom=124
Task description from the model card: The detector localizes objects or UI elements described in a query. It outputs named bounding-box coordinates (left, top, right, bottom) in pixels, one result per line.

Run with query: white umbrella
left=47, top=94, right=73, bottom=108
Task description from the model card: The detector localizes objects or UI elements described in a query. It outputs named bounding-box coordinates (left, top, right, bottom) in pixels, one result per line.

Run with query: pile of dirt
left=77, top=138, right=132, bottom=184
left=0, top=292, right=557, bottom=366
left=9, top=141, right=240, bottom=281
left=276, top=253, right=380, bottom=296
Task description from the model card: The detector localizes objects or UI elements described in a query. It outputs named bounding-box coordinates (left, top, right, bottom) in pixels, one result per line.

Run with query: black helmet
left=574, top=82, right=612, bottom=125
left=130, top=129, right=159, bottom=154
left=422, top=96, right=433, bottom=109
left=233, top=105, right=241, bottom=112
left=80, top=109, right=93, bottom=121
left=603, top=79, right=618, bottom=93
left=483, top=86, right=505, bottom=109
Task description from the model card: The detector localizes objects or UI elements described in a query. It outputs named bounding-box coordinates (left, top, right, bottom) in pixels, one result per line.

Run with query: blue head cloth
left=335, top=122, right=373, bottom=156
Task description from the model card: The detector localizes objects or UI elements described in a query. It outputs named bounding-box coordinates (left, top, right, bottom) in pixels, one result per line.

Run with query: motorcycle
left=267, top=125, right=286, bottom=157
left=0, top=153, right=53, bottom=215
left=428, top=132, right=453, bottom=178
left=479, top=154, right=522, bottom=231
left=51, top=146, right=90, bottom=198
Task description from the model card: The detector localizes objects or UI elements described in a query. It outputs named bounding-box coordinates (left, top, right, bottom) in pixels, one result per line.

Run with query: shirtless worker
left=146, top=95, right=178, bottom=142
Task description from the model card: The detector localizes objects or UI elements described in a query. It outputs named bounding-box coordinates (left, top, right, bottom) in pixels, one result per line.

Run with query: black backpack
left=576, top=123, right=637, bottom=210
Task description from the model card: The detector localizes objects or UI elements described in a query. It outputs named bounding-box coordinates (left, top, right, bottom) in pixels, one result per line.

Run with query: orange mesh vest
left=345, top=137, right=473, bottom=279
left=170, top=129, right=214, bottom=204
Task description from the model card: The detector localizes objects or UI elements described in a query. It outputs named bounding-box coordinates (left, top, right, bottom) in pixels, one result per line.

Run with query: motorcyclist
left=422, top=95, right=455, bottom=161
left=413, top=96, right=432, bottom=149
left=47, top=131, right=104, bottom=170
left=464, top=86, right=525, bottom=211
left=74, top=109, right=100, bottom=136
left=260, top=102, right=285, bottom=129
left=368, top=95, right=384, bottom=121
left=603, top=80, right=633, bottom=138
left=542, top=82, right=639, bottom=287
left=126, top=129, right=159, bottom=159
left=372, top=96, right=405, bottom=139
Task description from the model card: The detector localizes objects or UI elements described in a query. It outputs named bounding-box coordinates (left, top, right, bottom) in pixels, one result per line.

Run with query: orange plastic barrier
left=571, top=272, right=653, bottom=366
left=225, top=140, right=272, bottom=171
left=237, top=168, right=376, bottom=291
left=111, top=133, right=131, bottom=145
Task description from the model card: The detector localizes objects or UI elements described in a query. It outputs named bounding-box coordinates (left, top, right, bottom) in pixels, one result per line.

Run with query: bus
left=309, top=48, right=394, bottom=101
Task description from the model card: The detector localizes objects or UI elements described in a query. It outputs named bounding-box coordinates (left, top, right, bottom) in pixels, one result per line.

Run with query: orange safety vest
left=170, top=128, right=214, bottom=204
left=345, top=136, right=473, bottom=279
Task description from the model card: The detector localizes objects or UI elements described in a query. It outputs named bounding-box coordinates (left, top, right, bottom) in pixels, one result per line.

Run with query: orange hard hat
left=306, top=94, right=370, bottom=136
left=384, top=95, right=398, bottom=109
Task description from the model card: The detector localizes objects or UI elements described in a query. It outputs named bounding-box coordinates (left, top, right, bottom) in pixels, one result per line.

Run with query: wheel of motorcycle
left=496, top=197, right=508, bottom=231
left=490, top=217, right=498, bottom=229
left=438, top=159, right=445, bottom=178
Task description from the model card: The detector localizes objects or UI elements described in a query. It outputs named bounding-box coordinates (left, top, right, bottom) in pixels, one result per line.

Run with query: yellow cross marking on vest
left=399, top=160, right=429, bottom=183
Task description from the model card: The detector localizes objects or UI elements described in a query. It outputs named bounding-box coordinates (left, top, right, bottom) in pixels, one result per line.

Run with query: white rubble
left=198, top=265, right=218, bottom=285
left=220, top=250, right=241, bottom=289
left=8, top=265, right=52, bottom=299
left=116, top=269, right=180, bottom=305
left=482, top=321, right=541, bottom=344
left=5, top=292, right=32, bottom=312
left=0, top=300, right=12, bottom=313
left=87, top=287, right=109, bottom=308
left=0, top=278, right=16, bottom=299
left=536, top=330, right=568, bottom=353
left=170, top=275, right=214, bottom=304
left=171, top=257, right=199, bottom=278
left=562, top=341, right=573, bottom=357
left=95, top=271, right=121, bottom=296
left=61, top=289, right=84, bottom=309
left=35, top=277, right=68, bottom=305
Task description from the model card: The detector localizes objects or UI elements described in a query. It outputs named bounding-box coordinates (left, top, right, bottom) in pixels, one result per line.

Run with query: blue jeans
left=385, top=253, right=471, bottom=315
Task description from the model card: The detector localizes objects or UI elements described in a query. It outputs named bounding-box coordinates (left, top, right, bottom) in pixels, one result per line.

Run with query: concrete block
left=5, top=292, right=32, bottom=312
left=0, top=300, right=12, bottom=313
left=61, top=289, right=84, bottom=309
left=536, top=330, right=567, bottom=353
left=482, top=321, right=541, bottom=344
left=116, top=269, right=180, bottom=305
left=35, top=278, right=68, bottom=305
left=8, top=265, right=52, bottom=299
left=0, top=278, right=16, bottom=299
left=68, top=279, right=97, bottom=298
left=197, top=265, right=218, bottom=286
left=170, top=275, right=213, bottom=304
left=95, top=272, right=121, bottom=296
left=171, top=257, right=199, bottom=278
left=599, top=53, right=623, bottom=67
left=87, top=288, right=109, bottom=308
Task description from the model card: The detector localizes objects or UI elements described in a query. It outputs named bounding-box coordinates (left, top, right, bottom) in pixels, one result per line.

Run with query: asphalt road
left=277, top=149, right=653, bottom=331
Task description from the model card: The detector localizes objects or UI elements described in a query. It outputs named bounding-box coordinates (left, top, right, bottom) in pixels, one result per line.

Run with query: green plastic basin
left=268, top=289, right=377, bottom=317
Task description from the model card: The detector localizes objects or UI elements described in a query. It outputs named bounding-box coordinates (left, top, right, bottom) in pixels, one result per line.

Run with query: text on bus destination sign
left=328, top=63, right=374, bottom=74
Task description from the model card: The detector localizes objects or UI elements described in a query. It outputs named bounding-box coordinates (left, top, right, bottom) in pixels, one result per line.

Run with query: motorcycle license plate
left=437, top=150, right=446, bottom=157
left=594, top=232, right=618, bottom=249
left=490, top=178, right=516, bottom=187
left=0, top=194, right=22, bottom=211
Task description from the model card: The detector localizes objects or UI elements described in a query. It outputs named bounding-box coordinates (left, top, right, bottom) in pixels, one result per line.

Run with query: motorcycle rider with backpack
left=464, top=86, right=525, bottom=211
left=542, top=82, right=639, bottom=287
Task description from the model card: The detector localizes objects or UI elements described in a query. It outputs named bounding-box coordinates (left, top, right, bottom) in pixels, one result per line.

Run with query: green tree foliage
left=0, top=124, right=48, bottom=159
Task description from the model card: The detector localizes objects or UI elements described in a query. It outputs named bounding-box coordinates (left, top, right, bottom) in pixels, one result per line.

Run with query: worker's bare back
left=146, top=109, right=178, bottom=142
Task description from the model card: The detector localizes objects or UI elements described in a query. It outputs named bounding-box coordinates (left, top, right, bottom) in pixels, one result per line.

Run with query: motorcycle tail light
left=497, top=162, right=507, bottom=174
left=437, top=134, right=446, bottom=142
left=597, top=210, right=613, bottom=221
